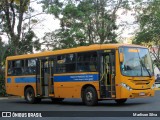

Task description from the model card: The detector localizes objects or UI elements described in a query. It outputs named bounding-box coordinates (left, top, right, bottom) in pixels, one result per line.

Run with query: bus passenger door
left=36, top=58, right=54, bottom=97
left=100, top=51, right=116, bottom=98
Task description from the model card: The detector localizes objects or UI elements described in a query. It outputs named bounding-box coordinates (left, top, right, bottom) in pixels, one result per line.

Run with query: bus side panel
left=53, top=73, right=100, bottom=98
left=6, top=76, right=36, bottom=97
left=115, top=50, right=122, bottom=99
left=54, top=81, right=100, bottom=98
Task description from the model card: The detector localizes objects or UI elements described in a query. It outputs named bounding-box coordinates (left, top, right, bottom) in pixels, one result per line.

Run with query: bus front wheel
left=25, top=87, right=39, bottom=104
left=82, top=86, right=98, bottom=106
left=115, top=99, right=127, bottom=104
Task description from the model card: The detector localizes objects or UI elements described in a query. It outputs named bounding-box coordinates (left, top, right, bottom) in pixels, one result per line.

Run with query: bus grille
left=131, top=80, right=150, bottom=85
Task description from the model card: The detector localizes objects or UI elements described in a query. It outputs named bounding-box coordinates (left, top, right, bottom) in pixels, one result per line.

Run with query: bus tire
left=25, top=87, right=37, bottom=104
left=115, top=99, right=127, bottom=104
left=83, top=86, right=98, bottom=106
left=51, top=98, right=64, bottom=103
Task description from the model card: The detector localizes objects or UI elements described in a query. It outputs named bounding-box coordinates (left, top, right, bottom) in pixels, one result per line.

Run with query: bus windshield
left=119, top=47, right=154, bottom=77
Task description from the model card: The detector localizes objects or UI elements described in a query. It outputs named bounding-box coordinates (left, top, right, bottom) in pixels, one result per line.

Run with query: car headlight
left=121, top=83, right=132, bottom=91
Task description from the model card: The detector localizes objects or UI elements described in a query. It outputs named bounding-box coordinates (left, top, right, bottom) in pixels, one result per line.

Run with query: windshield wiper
left=140, top=60, right=151, bottom=78
left=137, top=48, right=151, bottom=78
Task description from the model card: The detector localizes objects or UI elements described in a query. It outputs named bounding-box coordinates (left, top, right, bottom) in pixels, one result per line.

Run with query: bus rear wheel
left=25, top=87, right=40, bottom=104
left=82, top=86, right=98, bottom=106
left=115, top=99, right=127, bottom=104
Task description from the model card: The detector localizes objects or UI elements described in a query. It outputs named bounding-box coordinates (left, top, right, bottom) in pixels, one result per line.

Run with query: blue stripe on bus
left=54, top=74, right=99, bottom=82
left=7, top=78, right=11, bottom=83
left=15, top=77, right=36, bottom=83
left=14, top=74, right=99, bottom=83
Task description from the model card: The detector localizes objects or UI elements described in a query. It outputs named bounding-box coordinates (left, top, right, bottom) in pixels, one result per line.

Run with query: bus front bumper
left=120, top=88, right=155, bottom=99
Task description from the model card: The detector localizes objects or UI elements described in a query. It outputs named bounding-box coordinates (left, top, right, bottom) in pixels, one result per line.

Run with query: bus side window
left=25, top=59, right=36, bottom=75
left=66, top=54, right=76, bottom=72
left=56, top=55, right=65, bottom=73
left=8, top=61, right=13, bottom=75
left=56, top=54, right=76, bottom=73
left=12, top=60, right=24, bottom=76
left=67, top=54, right=76, bottom=62
left=77, top=52, right=97, bottom=72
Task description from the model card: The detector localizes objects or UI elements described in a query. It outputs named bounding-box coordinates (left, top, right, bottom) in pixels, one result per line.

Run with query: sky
left=29, top=1, right=60, bottom=39
left=116, top=9, right=138, bottom=37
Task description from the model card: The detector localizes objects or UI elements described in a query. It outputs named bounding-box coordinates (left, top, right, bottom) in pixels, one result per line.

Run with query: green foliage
left=0, top=39, right=9, bottom=96
left=41, top=0, right=129, bottom=49
left=0, top=74, right=6, bottom=97
left=48, top=5, right=61, bottom=17
left=17, top=30, right=41, bottom=54
left=134, top=0, right=160, bottom=44
left=0, top=39, right=10, bottom=67
left=0, top=0, right=41, bottom=55
left=134, top=0, right=160, bottom=70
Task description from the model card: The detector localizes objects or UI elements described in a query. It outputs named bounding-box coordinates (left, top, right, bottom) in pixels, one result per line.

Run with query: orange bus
left=5, top=44, right=155, bottom=106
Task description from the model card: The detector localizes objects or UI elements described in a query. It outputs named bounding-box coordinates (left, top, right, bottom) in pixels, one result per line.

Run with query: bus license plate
left=139, top=92, right=145, bottom=96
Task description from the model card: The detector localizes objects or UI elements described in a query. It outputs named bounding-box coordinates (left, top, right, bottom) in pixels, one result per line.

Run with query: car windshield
left=119, top=47, right=154, bottom=77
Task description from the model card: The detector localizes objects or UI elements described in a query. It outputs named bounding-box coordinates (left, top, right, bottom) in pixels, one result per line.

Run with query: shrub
left=0, top=74, right=6, bottom=96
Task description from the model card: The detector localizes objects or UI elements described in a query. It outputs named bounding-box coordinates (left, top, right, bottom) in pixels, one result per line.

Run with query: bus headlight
left=121, top=83, right=132, bottom=91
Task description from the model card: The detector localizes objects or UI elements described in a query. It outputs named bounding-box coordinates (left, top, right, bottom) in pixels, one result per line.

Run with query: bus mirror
left=120, top=53, right=124, bottom=62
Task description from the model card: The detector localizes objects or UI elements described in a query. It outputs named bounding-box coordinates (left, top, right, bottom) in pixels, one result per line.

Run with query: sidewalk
left=155, top=83, right=160, bottom=90
left=0, top=95, right=23, bottom=100
left=155, top=87, right=160, bottom=90
left=0, top=97, right=8, bottom=100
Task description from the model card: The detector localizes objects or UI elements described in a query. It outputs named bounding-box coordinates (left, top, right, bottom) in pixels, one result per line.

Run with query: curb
left=0, top=97, right=8, bottom=100
left=0, top=96, right=23, bottom=100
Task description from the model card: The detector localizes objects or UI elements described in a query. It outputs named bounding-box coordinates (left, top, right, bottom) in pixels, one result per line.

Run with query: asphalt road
left=0, top=91, right=160, bottom=120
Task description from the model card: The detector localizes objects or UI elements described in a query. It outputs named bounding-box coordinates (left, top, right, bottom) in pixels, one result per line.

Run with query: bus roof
left=6, top=44, right=146, bottom=60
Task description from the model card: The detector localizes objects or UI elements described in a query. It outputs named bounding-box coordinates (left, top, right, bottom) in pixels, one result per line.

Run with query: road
left=0, top=91, right=160, bottom=120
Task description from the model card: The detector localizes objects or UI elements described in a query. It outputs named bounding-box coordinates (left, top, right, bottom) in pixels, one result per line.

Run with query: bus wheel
left=115, top=99, right=127, bottom=104
left=25, top=87, right=36, bottom=104
left=83, top=86, right=98, bottom=106
left=51, top=98, right=64, bottom=103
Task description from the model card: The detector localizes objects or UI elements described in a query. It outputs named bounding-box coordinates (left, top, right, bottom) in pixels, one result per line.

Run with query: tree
left=0, top=38, right=8, bottom=72
left=41, top=0, right=129, bottom=49
left=0, top=38, right=9, bottom=96
left=42, top=31, right=64, bottom=50
left=133, top=0, right=160, bottom=70
left=0, top=0, right=41, bottom=55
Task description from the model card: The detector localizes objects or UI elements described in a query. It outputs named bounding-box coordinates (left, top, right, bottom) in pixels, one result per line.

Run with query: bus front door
left=36, top=58, right=54, bottom=97
left=100, top=51, right=116, bottom=98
